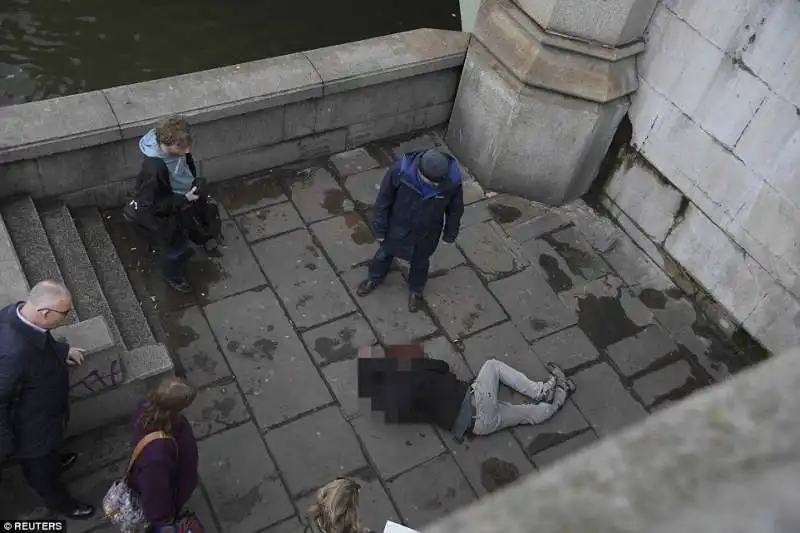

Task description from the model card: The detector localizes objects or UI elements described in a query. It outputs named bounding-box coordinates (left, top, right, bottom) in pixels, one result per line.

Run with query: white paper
left=383, top=520, right=421, bottom=533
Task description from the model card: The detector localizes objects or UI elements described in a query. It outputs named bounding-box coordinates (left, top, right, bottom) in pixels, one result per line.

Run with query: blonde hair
left=307, top=478, right=363, bottom=533
left=137, top=377, right=196, bottom=434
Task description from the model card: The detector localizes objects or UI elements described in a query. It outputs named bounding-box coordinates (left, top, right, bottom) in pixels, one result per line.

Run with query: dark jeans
left=160, top=229, right=190, bottom=282
left=368, top=245, right=430, bottom=294
left=19, top=452, right=73, bottom=512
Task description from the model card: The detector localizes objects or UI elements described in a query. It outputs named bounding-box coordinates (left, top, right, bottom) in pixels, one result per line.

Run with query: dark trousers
left=368, top=245, right=430, bottom=294
left=19, top=452, right=72, bottom=512
left=160, top=229, right=189, bottom=282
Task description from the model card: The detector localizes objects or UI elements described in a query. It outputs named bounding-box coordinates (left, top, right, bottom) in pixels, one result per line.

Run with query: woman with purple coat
left=128, top=377, right=199, bottom=532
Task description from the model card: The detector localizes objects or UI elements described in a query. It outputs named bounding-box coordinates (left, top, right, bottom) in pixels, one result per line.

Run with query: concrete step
left=52, top=315, right=115, bottom=355
left=73, top=207, right=155, bottom=349
left=67, top=343, right=174, bottom=437
left=38, top=202, right=123, bottom=346
left=0, top=207, right=30, bottom=309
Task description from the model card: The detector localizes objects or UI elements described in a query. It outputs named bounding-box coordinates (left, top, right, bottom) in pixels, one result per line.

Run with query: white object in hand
left=383, top=521, right=420, bottom=533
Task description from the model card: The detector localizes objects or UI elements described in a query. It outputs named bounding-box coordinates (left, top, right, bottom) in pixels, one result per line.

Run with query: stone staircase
left=0, top=195, right=174, bottom=437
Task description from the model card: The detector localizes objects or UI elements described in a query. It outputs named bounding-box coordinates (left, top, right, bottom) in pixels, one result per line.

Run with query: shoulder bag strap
left=126, top=430, right=173, bottom=474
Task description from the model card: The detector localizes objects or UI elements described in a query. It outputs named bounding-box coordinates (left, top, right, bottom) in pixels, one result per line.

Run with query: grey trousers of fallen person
left=471, top=359, right=567, bottom=436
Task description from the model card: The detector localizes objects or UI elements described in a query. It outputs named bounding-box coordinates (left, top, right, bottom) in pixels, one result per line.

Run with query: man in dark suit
left=0, top=280, right=94, bottom=519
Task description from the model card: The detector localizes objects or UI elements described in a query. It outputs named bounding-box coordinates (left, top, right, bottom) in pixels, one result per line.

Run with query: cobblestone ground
left=0, top=130, right=755, bottom=532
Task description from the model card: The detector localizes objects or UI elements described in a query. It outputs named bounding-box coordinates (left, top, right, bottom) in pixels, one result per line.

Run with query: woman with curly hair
left=306, top=477, right=372, bottom=533
left=128, top=377, right=199, bottom=532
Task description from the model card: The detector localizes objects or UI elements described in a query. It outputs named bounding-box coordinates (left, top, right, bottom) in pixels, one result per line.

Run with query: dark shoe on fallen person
left=356, top=279, right=381, bottom=297
left=408, top=292, right=423, bottom=313
left=545, top=362, right=576, bottom=394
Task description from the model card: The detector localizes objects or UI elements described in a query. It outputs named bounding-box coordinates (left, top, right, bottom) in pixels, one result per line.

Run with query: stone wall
left=600, top=0, right=800, bottom=355
left=0, top=29, right=468, bottom=208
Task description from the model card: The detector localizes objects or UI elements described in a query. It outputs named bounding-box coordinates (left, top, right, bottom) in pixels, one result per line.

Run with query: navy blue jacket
left=0, top=303, right=71, bottom=459
left=372, top=151, right=465, bottom=261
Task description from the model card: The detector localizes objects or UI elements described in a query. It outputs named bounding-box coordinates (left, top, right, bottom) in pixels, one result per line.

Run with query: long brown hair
left=137, top=377, right=196, bottom=434
left=307, top=478, right=363, bottom=533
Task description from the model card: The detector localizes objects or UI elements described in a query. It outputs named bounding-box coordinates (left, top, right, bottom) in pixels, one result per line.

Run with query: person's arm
left=442, top=184, right=464, bottom=243
left=137, top=159, right=188, bottom=216
left=136, top=453, right=178, bottom=527
left=0, top=352, right=22, bottom=459
left=372, top=163, right=400, bottom=240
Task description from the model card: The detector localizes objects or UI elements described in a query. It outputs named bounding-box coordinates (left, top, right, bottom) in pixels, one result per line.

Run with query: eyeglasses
left=38, top=307, right=72, bottom=317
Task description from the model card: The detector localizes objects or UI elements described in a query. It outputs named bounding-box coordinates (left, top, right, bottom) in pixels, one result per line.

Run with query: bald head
left=26, top=281, right=71, bottom=308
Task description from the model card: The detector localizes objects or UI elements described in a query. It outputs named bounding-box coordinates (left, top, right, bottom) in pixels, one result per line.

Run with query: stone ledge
left=52, top=316, right=115, bottom=354
left=425, top=348, right=796, bottom=533
left=0, top=29, right=469, bottom=164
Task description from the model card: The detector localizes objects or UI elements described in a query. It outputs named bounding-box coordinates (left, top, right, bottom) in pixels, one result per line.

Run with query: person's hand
left=66, top=347, right=86, bottom=366
left=185, top=186, right=200, bottom=202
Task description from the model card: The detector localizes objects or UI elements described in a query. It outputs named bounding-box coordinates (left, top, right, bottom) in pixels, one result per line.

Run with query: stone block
left=606, top=325, right=679, bottom=377
left=0, top=213, right=30, bottom=309
left=341, top=167, right=388, bottom=208
left=302, top=313, right=376, bottom=366
left=198, top=423, right=294, bottom=531
left=105, top=52, right=321, bottom=139
left=743, top=280, right=800, bottom=356
left=423, top=336, right=474, bottom=381
left=304, top=29, right=468, bottom=95
left=346, top=103, right=453, bottom=149
left=253, top=228, right=355, bottom=329
left=36, top=141, right=132, bottom=197
left=322, top=358, right=363, bottom=419
left=266, top=406, right=367, bottom=497
left=531, top=326, right=599, bottom=372
left=447, top=44, right=628, bottom=206
left=571, top=363, right=647, bottom=436
left=0, top=90, right=120, bottom=163
left=342, top=270, right=438, bottom=343
left=389, top=454, right=475, bottom=528
left=52, top=316, right=114, bottom=354
left=283, top=167, right=353, bottom=223
left=0, top=159, right=44, bottom=201
left=459, top=201, right=494, bottom=228
left=351, top=414, right=444, bottom=480
left=518, top=237, right=582, bottom=293
left=210, top=171, right=287, bottom=215
left=204, top=288, right=332, bottom=428
left=489, top=268, right=575, bottom=342
left=512, top=399, right=591, bottom=457
left=237, top=201, right=304, bottom=242
left=540, top=226, right=612, bottom=281
left=394, top=242, right=467, bottom=280
left=664, top=0, right=772, bottom=52
left=632, top=359, right=699, bottom=407
left=387, top=130, right=446, bottom=158
left=201, top=129, right=347, bottom=183
left=330, top=147, right=381, bottom=177
left=311, top=213, right=376, bottom=271
left=605, top=162, right=684, bottom=243
left=59, top=177, right=138, bottom=209
left=185, top=382, right=251, bottom=439
left=457, top=222, right=528, bottom=282
left=515, top=0, right=659, bottom=47
left=505, top=212, right=570, bottom=245
left=192, top=105, right=285, bottom=161
left=531, top=429, right=598, bottom=469
left=559, top=276, right=654, bottom=349
left=426, top=266, right=507, bottom=340
left=188, top=220, right=268, bottom=304
left=68, top=346, right=123, bottom=400
left=462, top=322, right=549, bottom=380
left=162, top=305, right=230, bottom=389
left=443, top=429, right=533, bottom=496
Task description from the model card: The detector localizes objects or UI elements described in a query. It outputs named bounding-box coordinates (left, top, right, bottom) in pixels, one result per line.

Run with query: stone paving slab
left=342, top=269, right=438, bottom=343
left=388, top=454, right=476, bottom=529
left=330, top=147, right=381, bottom=177
left=251, top=229, right=355, bottom=329
left=210, top=172, right=287, bottom=216
left=530, top=429, right=598, bottom=469
left=607, top=324, right=679, bottom=377
left=265, top=406, right=367, bottom=498
left=517, top=236, right=582, bottom=294
left=541, top=226, right=612, bottom=281
left=236, top=201, right=304, bottom=242
left=394, top=242, right=466, bottom=280
left=441, top=429, right=534, bottom=497
left=341, top=166, right=388, bottom=208
left=185, top=382, right=251, bottom=440
left=311, top=213, right=377, bottom=272
left=462, top=322, right=548, bottom=379
left=302, top=312, right=377, bottom=366
left=512, top=399, right=591, bottom=458
left=422, top=336, right=474, bottom=381
left=351, top=414, right=445, bottom=480
left=530, top=326, right=599, bottom=372
left=198, top=423, right=294, bottom=532
left=263, top=517, right=305, bottom=533
left=571, top=363, right=648, bottom=437
left=163, top=305, right=231, bottom=388
left=426, top=265, right=507, bottom=341
left=204, top=289, right=332, bottom=429
left=490, top=268, right=576, bottom=342
left=632, top=359, right=698, bottom=408
left=322, top=358, right=363, bottom=419
left=457, top=221, right=528, bottom=282
left=282, top=167, right=353, bottom=223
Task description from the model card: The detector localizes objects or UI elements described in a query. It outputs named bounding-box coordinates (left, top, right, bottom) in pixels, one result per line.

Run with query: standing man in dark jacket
left=0, top=281, right=94, bottom=519
left=124, top=115, right=222, bottom=294
left=357, top=149, right=465, bottom=312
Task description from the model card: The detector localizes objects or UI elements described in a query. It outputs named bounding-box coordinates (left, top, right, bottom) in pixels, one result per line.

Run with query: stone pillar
left=446, top=0, right=657, bottom=205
